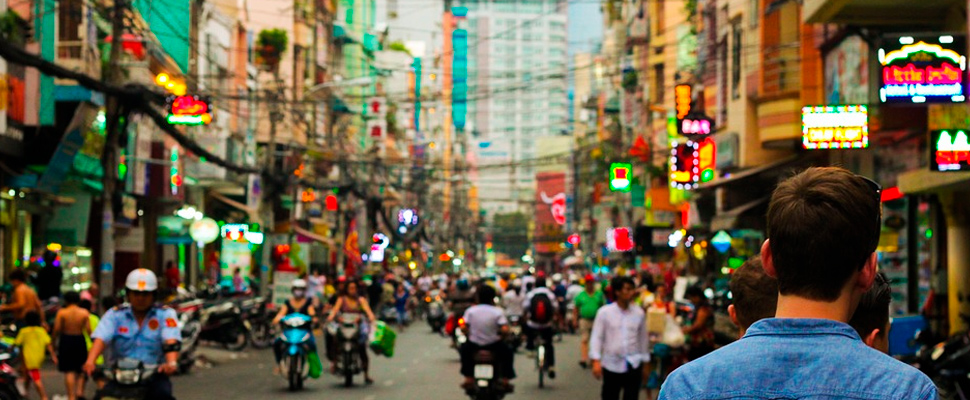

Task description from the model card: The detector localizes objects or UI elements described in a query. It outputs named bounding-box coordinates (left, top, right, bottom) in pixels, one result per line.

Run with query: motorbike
left=330, top=313, right=365, bottom=387
left=464, top=349, right=510, bottom=400
left=172, top=299, right=203, bottom=374
left=0, top=342, right=23, bottom=400
left=240, top=297, right=277, bottom=349
left=199, top=301, right=251, bottom=351
left=95, top=358, right=161, bottom=400
left=426, top=291, right=446, bottom=334
left=278, top=313, right=314, bottom=391
left=913, top=330, right=970, bottom=400
left=506, top=315, right=523, bottom=352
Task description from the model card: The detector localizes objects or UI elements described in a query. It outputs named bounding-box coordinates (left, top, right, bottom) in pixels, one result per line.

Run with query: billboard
left=534, top=171, right=566, bottom=254
left=879, top=34, right=967, bottom=104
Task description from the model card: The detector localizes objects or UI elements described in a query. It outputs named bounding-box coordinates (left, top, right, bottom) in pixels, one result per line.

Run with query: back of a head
left=476, top=284, right=497, bottom=305
left=848, top=273, right=891, bottom=339
left=25, top=311, right=41, bottom=327
left=8, top=269, right=25, bottom=283
left=63, top=291, right=81, bottom=306
left=767, top=167, right=880, bottom=301
left=729, top=258, right=778, bottom=330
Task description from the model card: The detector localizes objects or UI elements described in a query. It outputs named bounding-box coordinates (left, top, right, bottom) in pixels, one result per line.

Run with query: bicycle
left=535, top=332, right=547, bottom=388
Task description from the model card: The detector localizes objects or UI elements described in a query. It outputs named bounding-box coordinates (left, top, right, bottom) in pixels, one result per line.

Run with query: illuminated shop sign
left=669, top=138, right=716, bottom=190
left=166, top=95, right=213, bottom=125
left=931, top=129, right=970, bottom=171
left=673, top=84, right=715, bottom=136
left=606, top=227, right=634, bottom=252
left=879, top=35, right=967, bottom=104
left=609, top=163, right=632, bottom=192
left=675, top=84, right=692, bottom=119
left=801, top=105, right=869, bottom=150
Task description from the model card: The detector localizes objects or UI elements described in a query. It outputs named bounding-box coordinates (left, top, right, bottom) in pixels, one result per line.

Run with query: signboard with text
left=879, top=35, right=967, bottom=104
left=166, top=95, right=213, bottom=125
left=669, top=138, right=716, bottom=190
left=802, top=105, right=869, bottom=150
left=931, top=129, right=970, bottom=171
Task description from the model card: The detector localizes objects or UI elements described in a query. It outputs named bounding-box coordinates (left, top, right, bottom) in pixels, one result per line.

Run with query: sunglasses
left=857, top=175, right=883, bottom=235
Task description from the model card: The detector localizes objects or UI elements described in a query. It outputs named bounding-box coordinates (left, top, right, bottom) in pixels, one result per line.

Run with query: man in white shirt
left=502, top=280, right=525, bottom=317
left=589, top=276, right=649, bottom=400
left=523, top=271, right=559, bottom=378
left=460, top=284, right=515, bottom=390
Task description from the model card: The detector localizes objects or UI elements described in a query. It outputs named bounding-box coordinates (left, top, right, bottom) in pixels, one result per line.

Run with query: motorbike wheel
left=249, top=321, right=274, bottom=349
left=0, top=386, right=19, bottom=400
left=537, top=345, right=545, bottom=389
left=343, top=353, right=354, bottom=387
left=288, top=356, right=303, bottom=391
left=224, top=328, right=250, bottom=352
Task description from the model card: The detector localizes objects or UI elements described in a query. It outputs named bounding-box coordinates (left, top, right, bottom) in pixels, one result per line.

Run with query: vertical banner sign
left=452, top=26, right=468, bottom=131
left=879, top=34, right=967, bottom=104
left=534, top=172, right=567, bottom=254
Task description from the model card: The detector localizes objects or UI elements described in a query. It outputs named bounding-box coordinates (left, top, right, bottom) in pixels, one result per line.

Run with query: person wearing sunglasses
left=659, top=167, right=936, bottom=400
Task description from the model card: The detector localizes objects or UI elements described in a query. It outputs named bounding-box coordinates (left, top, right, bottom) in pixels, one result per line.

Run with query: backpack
left=529, top=292, right=554, bottom=324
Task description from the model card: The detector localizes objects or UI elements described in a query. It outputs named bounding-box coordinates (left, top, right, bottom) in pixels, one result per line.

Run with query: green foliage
left=0, top=10, right=26, bottom=44
left=387, top=41, right=412, bottom=56
left=256, top=29, right=289, bottom=68
left=491, top=212, right=530, bottom=259
left=622, top=70, right=638, bottom=92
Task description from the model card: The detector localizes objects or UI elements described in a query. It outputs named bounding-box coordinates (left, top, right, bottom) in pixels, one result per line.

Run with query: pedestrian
left=78, top=299, right=104, bottom=394
left=459, top=284, right=515, bottom=391
left=165, top=261, right=180, bottom=291
left=658, top=167, right=937, bottom=399
left=307, top=268, right=326, bottom=309
left=232, top=268, right=245, bottom=293
left=394, top=283, right=410, bottom=329
left=847, top=273, right=892, bottom=354
left=727, top=258, right=778, bottom=337
left=80, top=283, right=99, bottom=314
left=0, top=269, right=44, bottom=330
left=36, top=250, right=63, bottom=301
left=53, top=291, right=90, bottom=400
left=574, top=273, right=605, bottom=369
left=589, top=276, right=649, bottom=400
left=15, top=311, right=56, bottom=400
left=681, top=286, right=715, bottom=360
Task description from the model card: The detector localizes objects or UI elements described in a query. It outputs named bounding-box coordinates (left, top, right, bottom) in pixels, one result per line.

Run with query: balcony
left=55, top=40, right=101, bottom=86
left=804, top=0, right=963, bottom=25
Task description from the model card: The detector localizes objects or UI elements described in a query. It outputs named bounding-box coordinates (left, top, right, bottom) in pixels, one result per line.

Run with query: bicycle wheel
left=537, top=343, right=545, bottom=388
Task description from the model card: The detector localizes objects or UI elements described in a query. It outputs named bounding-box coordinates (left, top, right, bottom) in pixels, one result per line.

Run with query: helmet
left=584, top=273, right=595, bottom=282
left=552, top=273, right=563, bottom=282
left=292, top=279, right=307, bottom=289
left=536, top=271, right=547, bottom=279
left=512, top=279, right=522, bottom=287
left=125, top=269, right=158, bottom=292
left=456, top=278, right=470, bottom=291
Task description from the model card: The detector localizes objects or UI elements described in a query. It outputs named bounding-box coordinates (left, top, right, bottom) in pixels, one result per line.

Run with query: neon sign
left=609, top=163, right=632, bottom=192
left=669, top=138, right=716, bottom=190
left=166, top=95, right=213, bottom=125
left=606, top=227, right=634, bottom=252
left=675, top=84, right=692, bottom=119
left=681, top=114, right=714, bottom=136
left=931, top=130, right=970, bottom=171
left=802, top=105, right=869, bottom=150
left=879, top=35, right=967, bottom=104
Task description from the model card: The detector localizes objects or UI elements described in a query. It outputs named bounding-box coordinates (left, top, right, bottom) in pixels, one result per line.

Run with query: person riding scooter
left=460, top=284, right=515, bottom=392
left=272, top=279, right=317, bottom=370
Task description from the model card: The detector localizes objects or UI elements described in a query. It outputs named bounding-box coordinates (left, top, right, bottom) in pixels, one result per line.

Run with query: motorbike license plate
left=474, top=365, right=494, bottom=379
left=344, top=342, right=353, bottom=351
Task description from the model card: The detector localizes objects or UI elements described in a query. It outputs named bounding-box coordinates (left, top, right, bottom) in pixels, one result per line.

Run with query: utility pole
left=259, top=69, right=281, bottom=296
left=100, top=0, right=127, bottom=299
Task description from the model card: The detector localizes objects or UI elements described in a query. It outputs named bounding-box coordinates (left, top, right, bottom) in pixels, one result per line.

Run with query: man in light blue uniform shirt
left=85, top=269, right=182, bottom=400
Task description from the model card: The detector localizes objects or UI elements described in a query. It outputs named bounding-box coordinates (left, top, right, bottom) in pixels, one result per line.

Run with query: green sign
left=610, top=163, right=632, bottom=192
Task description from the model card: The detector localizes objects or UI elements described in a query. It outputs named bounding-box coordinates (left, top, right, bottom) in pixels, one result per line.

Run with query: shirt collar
left=744, top=318, right=862, bottom=341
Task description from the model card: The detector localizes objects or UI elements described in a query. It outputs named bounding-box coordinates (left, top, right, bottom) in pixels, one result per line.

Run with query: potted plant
left=256, top=29, right=289, bottom=70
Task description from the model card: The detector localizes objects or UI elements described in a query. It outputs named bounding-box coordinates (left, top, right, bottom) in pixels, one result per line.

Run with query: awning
left=293, top=226, right=336, bottom=246
left=210, top=191, right=257, bottom=220
left=710, top=197, right=769, bottom=232
left=898, top=169, right=970, bottom=194
left=696, top=153, right=815, bottom=191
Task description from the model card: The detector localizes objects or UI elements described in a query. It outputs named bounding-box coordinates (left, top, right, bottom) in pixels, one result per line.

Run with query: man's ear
left=857, top=252, right=877, bottom=292
left=863, top=328, right=881, bottom=348
left=761, top=240, right=777, bottom=278
left=728, top=304, right=740, bottom=327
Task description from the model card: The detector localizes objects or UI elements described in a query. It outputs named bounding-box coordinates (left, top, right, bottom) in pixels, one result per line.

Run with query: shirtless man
left=53, top=291, right=90, bottom=400
left=1, top=269, right=44, bottom=329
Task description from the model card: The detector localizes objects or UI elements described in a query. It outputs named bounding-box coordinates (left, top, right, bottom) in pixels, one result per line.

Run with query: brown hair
left=767, top=167, right=881, bottom=301
left=848, top=273, right=891, bottom=338
left=729, top=258, right=778, bottom=329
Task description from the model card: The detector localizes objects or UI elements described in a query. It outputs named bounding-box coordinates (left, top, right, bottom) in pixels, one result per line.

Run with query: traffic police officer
left=83, top=268, right=182, bottom=400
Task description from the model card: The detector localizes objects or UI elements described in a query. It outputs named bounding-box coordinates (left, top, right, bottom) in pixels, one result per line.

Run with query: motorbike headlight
left=115, top=369, right=141, bottom=385
left=931, top=343, right=946, bottom=361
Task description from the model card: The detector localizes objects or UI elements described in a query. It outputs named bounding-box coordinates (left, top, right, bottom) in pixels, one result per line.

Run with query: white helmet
left=125, top=268, right=158, bottom=292
left=291, top=279, right=307, bottom=289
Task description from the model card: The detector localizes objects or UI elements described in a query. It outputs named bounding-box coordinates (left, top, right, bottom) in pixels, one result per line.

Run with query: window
left=550, top=21, right=565, bottom=31
left=654, top=0, right=665, bottom=34
left=731, top=20, right=742, bottom=99
left=748, top=0, right=759, bottom=28
left=653, top=64, right=665, bottom=103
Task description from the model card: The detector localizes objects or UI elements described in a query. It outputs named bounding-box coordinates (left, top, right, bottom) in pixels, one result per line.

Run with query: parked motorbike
left=95, top=358, right=161, bottom=400
left=464, top=349, right=510, bottom=400
left=914, top=330, right=970, bottom=400
left=199, top=301, right=251, bottom=351
left=0, top=342, right=23, bottom=400
left=240, top=297, right=276, bottom=349
left=330, top=313, right=364, bottom=387
left=172, top=299, right=203, bottom=374
left=278, top=313, right=314, bottom=391
left=426, top=291, right=446, bottom=334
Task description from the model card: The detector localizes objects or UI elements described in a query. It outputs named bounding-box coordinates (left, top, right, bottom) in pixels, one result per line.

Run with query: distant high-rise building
left=461, top=0, right=569, bottom=217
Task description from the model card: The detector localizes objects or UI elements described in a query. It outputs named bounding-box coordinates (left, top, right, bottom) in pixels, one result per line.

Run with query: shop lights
left=669, top=138, right=716, bottom=189
left=47, top=243, right=62, bottom=252
left=931, top=130, right=970, bottom=171
left=76, top=249, right=92, bottom=257
left=609, top=163, right=633, bottom=192
left=879, top=35, right=968, bottom=104
left=166, top=95, right=213, bottom=125
left=801, top=105, right=869, bottom=150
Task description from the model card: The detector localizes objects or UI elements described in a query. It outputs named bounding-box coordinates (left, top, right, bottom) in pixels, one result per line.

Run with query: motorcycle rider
left=448, top=278, right=477, bottom=322
left=523, top=271, right=558, bottom=379
left=502, top=280, right=525, bottom=318
left=460, top=284, right=515, bottom=391
left=272, top=279, right=317, bottom=369
left=326, top=280, right=377, bottom=384
left=83, top=269, right=181, bottom=400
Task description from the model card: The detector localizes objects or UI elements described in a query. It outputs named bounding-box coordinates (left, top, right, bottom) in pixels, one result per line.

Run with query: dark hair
left=102, top=297, right=118, bottom=312
left=535, top=278, right=546, bottom=288
left=767, top=167, right=881, bottom=301
left=7, top=269, right=25, bottom=283
left=79, top=299, right=93, bottom=311
left=63, top=291, right=81, bottom=305
left=476, top=284, right=497, bottom=305
left=25, top=311, right=41, bottom=327
left=610, top=276, right=635, bottom=292
left=848, top=273, right=891, bottom=339
left=729, top=258, right=778, bottom=329
left=685, top=285, right=707, bottom=303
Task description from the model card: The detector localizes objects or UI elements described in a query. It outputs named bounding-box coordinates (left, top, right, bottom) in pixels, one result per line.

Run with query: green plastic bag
left=307, top=351, right=323, bottom=379
left=369, top=321, right=397, bottom=357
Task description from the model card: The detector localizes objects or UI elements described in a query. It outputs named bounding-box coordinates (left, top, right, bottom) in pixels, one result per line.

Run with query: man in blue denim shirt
left=660, top=167, right=937, bottom=400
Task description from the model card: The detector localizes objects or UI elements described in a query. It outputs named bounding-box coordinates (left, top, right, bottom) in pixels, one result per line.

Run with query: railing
left=761, top=43, right=800, bottom=98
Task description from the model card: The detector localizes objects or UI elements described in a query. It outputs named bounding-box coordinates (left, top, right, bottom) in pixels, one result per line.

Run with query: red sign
left=607, top=227, right=634, bottom=252
left=535, top=172, right=567, bottom=253
left=171, top=95, right=209, bottom=116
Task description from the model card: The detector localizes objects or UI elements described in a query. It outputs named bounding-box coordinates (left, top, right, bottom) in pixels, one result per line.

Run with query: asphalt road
left=174, top=326, right=604, bottom=400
